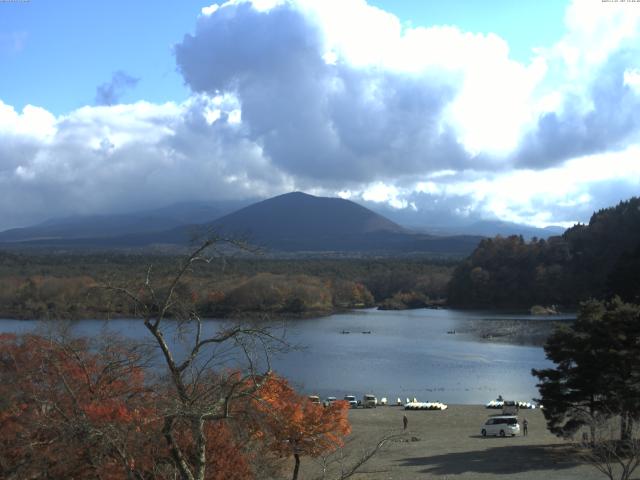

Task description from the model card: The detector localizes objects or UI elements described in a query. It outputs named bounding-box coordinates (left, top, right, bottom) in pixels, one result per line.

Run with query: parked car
left=362, top=394, right=377, bottom=408
left=308, top=395, right=321, bottom=405
left=344, top=395, right=358, bottom=408
left=324, top=396, right=337, bottom=407
left=481, top=415, right=520, bottom=437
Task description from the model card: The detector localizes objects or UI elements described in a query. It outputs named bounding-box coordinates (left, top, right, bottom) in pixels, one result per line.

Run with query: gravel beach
left=297, top=405, right=605, bottom=480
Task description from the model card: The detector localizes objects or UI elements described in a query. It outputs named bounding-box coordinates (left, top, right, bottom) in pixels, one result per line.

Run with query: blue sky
left=370, top=0, right=568, bottom=62
left=1, top=0, right=639, bottom=230
left=2, top=0, right=568, bottom=114
left=0, top=0, right=203, bottom=113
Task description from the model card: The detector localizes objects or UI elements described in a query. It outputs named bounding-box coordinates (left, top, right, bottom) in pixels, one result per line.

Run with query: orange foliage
left=255, top=374, right=351, bottom=459
left=0, top=335, right=348, bottom=479
left=0, top=334, right=254, bottom=480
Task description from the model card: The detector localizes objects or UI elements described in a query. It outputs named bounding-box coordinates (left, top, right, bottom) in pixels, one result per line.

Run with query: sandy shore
left=297, top=405, right=604, bottom=480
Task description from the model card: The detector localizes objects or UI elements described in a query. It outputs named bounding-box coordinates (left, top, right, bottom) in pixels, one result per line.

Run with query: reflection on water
left=0, top=308, right=572, bottom=404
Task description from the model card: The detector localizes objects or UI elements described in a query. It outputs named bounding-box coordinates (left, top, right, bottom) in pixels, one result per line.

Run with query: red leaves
left=0, top=334, right=154, bottom=479
left=0, top=335, right=351, bottom=479
left=255, top=374, right=351, bottom=459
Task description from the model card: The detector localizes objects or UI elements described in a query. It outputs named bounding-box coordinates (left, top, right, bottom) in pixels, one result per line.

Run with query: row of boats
left=485, top=399, right=538, bottom=409
left=404, top=401, right=448, bottom=411
left=313, top=395, right=448, bottom=410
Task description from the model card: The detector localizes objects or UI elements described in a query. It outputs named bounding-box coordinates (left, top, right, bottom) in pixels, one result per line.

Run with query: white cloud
left=361, top=182, right=408, bottom=209
left=0, top=101, right=56, bottom=139
left=354, top=145, right=640, bottom=227
left=624, top=68, right=640, bottom=93
left=0, top=96, right=295, bottom=229
left=2, top=0, right=640, bottom=230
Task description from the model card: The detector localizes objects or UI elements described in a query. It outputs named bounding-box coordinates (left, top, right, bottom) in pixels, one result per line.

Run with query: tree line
left=0, top=254, right=454, bottom=319
left=448, top=197, right=640, bottom=308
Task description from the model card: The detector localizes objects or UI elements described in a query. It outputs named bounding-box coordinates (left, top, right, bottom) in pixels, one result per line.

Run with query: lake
left=0, top=308, right=573, bottom=404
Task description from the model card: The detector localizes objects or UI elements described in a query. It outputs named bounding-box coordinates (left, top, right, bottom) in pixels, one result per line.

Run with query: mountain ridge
left=0, top=192, right=481, bottom=256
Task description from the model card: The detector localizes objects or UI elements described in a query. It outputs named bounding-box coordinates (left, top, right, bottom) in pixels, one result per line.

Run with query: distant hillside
left=366, top=203, right=565, bottom=239
left=0, top=192, right=482, bottom=256
left=0, top=200, right=252, bottom=243
left=452, top=220, right=565, bottom=239
left=206, top=192, right=481, bottom=254
left=447, top=197, right=640, bottom=308
left=211, top=191, right=404, bottom=240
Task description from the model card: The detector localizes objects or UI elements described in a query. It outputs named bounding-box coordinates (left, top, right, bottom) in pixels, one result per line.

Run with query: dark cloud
left=175, top=2, right=472, bottom=184
left=95, top=71, right=139, bottom=106
left=515, top=49, right=640, bottom=168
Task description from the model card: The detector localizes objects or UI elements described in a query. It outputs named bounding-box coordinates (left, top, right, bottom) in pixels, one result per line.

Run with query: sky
left=1, top=0, right=639, bottom=230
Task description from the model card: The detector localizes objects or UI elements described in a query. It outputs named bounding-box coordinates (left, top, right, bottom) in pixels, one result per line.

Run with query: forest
left=0, top=253, right=454, bottom=320
left=447, top=197, right=640, bottom=308
left=2, top=197, right=640, bottom=318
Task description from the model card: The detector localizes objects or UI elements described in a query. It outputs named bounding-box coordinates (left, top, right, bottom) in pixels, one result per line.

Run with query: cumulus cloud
left=175, top=0, right=640, bottom=177
left=1, top=0, right=640, bottom=230
left=95, top=71, right=140, bottom=106
left=0, top=97, right=293, bottom=229
left=514, top=48, right=640, bottom=168
left=175, top=0, right=484, bottom=184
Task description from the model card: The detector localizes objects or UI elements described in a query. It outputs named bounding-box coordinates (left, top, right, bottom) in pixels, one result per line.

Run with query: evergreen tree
left=533, top=299, right=640, bottom=440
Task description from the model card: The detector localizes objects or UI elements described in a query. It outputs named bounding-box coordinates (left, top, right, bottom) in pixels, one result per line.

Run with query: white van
left=481, top=416, right=520, bottom=437
left=344, top=395, right=358, bottom=408
left=362, top=394, right=377, bottom=408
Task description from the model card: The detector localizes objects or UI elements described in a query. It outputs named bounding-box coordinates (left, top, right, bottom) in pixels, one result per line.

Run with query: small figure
left=497, top=394, right=503, bottom=402
left=523, top=418, right=528, bottom=436
left=403, top=414, right=408, bottom=430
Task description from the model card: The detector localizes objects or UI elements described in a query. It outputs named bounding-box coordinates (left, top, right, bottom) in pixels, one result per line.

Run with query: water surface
left=0, top=308, right=571, bottom=404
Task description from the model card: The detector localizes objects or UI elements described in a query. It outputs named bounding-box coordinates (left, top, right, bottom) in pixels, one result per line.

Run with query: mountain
left=205, top=192, right=480, bottom=254
left=211, top=191, right=406, bottom=239
left=0, top=200, right=253, bottom=243
left=364, top=204, right=565, bottom=239
left=0, top=192, right=482, bottom=256
left=447, top=220, right=565, bottom=239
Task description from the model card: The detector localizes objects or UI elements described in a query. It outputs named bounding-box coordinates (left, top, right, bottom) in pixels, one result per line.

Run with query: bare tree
left=579, top=413, right=640, bottom=480
left=310, top=432, right=407, bottom=480
left=108, top=237, right=286, bottom=480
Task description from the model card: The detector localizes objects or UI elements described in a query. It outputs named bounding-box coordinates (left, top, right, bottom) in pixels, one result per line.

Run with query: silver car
left=481, top=415, right=521, bottom=437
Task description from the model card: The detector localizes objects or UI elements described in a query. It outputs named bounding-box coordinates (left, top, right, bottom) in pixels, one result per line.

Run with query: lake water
left=0, top=308, right=572, bottom=404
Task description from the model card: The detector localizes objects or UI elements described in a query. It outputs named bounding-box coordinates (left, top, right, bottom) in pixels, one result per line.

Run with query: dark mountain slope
left=211, top=191, right=405, bottom=241
left=448, top=197, right=640, bottom=307
left=0, top=200, right=252, bottom=243
left=0, top=192, right=482, bottom=256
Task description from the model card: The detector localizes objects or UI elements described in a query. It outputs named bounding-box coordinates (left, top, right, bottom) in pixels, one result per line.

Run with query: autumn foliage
left=0, top=334, right=248, bottom=479
left=255, top=375, right=352, bottom=479
left=0, top=333, right=351, bottom=480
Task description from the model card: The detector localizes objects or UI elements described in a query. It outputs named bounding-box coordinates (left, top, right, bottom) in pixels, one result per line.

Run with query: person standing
left=522, top=418, right=528, bottom=436
left=403, top=414, right=408, bottom=430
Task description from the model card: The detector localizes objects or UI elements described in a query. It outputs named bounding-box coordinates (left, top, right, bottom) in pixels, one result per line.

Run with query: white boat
left=404, top=401, right=448, bottom=411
